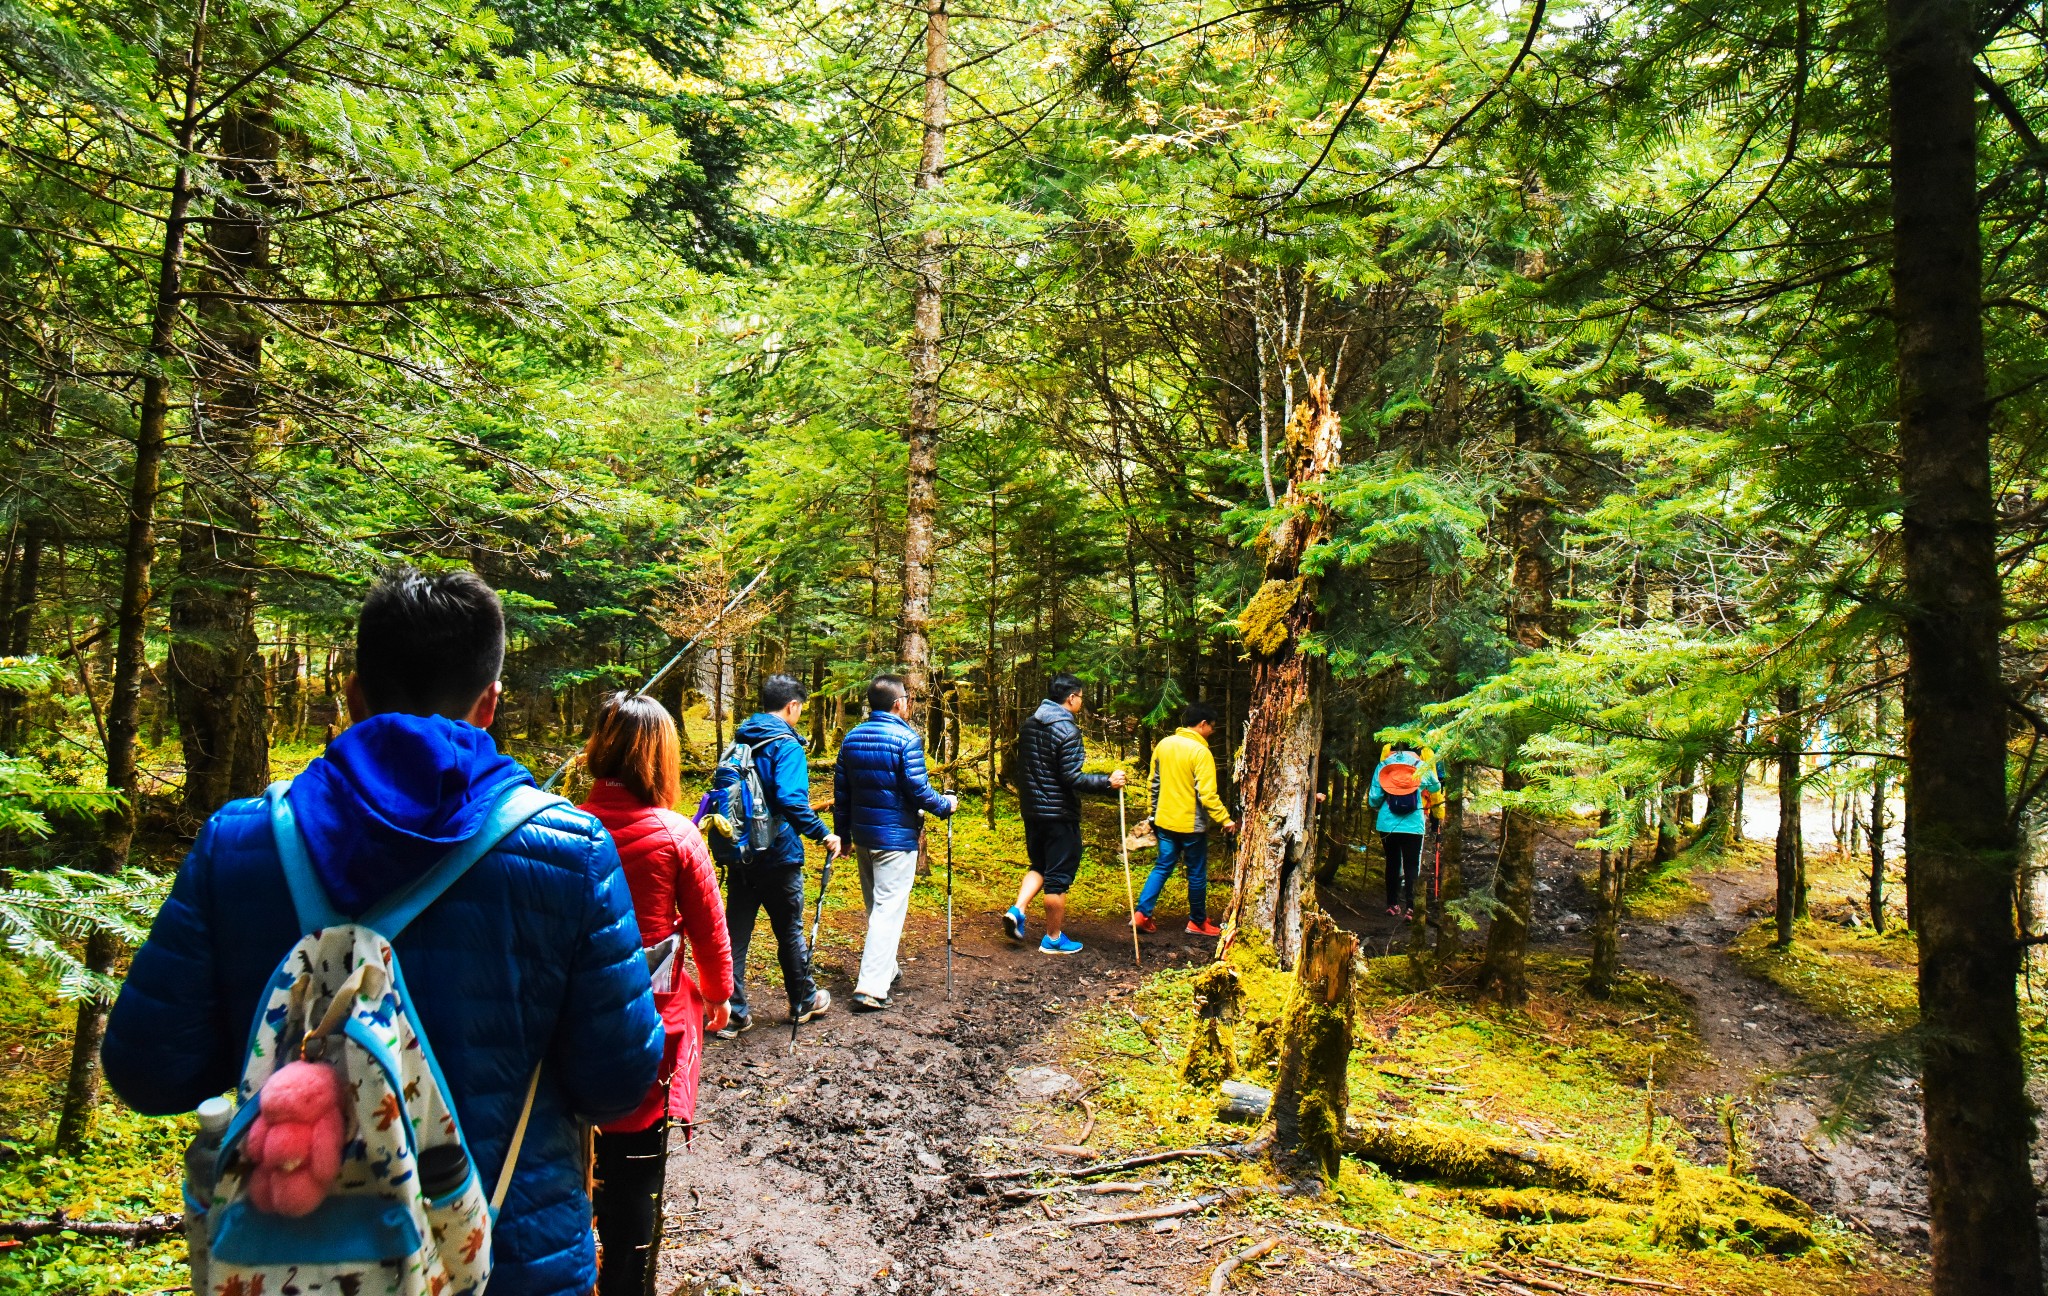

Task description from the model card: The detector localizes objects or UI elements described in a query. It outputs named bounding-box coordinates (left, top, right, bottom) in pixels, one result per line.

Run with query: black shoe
left=852, top=993, right=888, bottom=1013
left=793, top=989, right=832, bottom=1023
left=715, top=1013, right=753, bottom=1040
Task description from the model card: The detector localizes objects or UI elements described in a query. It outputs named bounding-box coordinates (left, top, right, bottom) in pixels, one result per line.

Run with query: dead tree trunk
left=1225, top=374, right=1341, bottom=967
left=1889, top=0, right=2041, bottom=1286
left=1774, top=685, right=1804, bottom=948
left=1587, top=809, right=1621, bottom=998
left=171, top=101, right=277, bottom=819
left=1271, top=909, right=1355, bottom=1182
left=897, top=0, right=948, bottom=703
left=1870, top=673, right=1889, bottom=934
left=1477, top=392, right=1552, bottom=1006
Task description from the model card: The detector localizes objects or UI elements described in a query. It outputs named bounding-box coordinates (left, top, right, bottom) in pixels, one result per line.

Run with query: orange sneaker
left=1185, top=920, right=1222, bottom=937
left=1131, top=912, right=1157, bottom=934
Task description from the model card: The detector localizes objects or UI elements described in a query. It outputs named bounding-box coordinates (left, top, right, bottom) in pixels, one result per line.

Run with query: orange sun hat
left=1378, top=763, right=1421, bottom=796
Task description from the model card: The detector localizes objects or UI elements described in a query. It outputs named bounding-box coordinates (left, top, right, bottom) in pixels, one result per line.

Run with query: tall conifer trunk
left=898, top=0, right=948, bottom=702
left=1773, top=684, right=1804, bottom=947
left=1225, top=375, right=1340, bottom=967
left=171, top=102, right=276, bottom=819
left=1888, top=0, right=2040, bottom=1287
left=1478, top=392, right=1551, bottom=1006
left=57, top=5, right=208, bottom=1151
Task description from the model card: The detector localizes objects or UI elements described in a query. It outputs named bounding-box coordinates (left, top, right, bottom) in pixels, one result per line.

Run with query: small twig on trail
left=0, top=1212, right=183, bottom=1241
left=1000, top=1179, right=1162, bottom=1203
left=1208, top=1238, right=1279, bottom=1294
left=1527, top=1258, right=1682, bottom=1291
left=1482, top=1263, right=1596, bottom=1296
left=1199, top=1231, right=1251, bottom=1252
left=1063, top=1184, right=1269, bottom=1227
left=951, top=948, right=992, bottom=960
left=1042, top=1143, right=1098, bottom=1159
left=977, top=1144, right=1242, bottom=1183
left=1074, top=1095, right=1097, bottom=1145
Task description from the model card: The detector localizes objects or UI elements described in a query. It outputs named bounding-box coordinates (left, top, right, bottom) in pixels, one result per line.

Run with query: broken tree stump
left=1271, top=909, right=1356, bottom=1180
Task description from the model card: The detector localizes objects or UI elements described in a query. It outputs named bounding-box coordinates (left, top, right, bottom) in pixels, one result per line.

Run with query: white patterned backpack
left=187, top=780, right=564, bottom=1296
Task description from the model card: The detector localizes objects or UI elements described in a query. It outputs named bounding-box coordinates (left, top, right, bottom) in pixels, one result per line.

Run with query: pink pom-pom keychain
left=244, top=1060, right=347, bottom=1217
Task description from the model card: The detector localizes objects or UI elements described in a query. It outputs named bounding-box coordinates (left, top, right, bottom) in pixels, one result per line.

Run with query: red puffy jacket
left=582, top=780, right=735, bottom=1132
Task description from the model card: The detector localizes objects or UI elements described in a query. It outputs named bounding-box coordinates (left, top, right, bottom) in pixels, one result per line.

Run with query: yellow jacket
left=1149, top=727, right=1232, bottom=834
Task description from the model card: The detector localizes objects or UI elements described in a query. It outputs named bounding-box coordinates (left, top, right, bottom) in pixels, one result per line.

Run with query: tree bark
left=1774, top=684, right=1804, bottom=948
left=171, top=101, right=277, bottom=819
left=1587, top=810, right=1621, bottom=998
left=1224, top=374, right=1340, bottom=967
left=1271, top=908, right=1355, bottom=1181
left=1889, top=0, right=2041, bottom=1286
left=56, top=5, right=208, bottom=1153
left=1431, top=759, right=1465, bottom=967
left=0, top=518, right=45, bottom=749
left=1478, top=392, right=1551, bottom=1006
left=897, top=0, right=948, bottom=703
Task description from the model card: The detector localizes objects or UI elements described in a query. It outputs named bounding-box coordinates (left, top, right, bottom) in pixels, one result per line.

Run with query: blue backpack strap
left=268, top=781, right=568, bottom=939
left=267, top=781, right=347, bottom=934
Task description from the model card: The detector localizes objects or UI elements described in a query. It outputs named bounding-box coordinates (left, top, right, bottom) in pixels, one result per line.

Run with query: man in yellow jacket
left=1134, top=702, right=1237, bottom=936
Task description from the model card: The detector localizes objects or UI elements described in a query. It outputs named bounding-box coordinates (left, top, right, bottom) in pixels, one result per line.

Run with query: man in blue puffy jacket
left=832, top=674, right=955, bottom=1012
left=102, top=568, right=662, bottom=1296
left=719, top=673, right=840, bottom=1035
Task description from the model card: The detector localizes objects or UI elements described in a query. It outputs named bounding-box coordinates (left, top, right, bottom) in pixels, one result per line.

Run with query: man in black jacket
left=1004, top=673, right=1126, bottom=954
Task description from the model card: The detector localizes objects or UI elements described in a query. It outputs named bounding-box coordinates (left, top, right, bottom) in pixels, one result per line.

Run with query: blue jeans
left=1136, top=828, right=1209, bottom=923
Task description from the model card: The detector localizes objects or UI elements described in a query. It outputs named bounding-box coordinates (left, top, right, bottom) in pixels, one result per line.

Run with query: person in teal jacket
left=1367, top=743, right=1440, bottom=916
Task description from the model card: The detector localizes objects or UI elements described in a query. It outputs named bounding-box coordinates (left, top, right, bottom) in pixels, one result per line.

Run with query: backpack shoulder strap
left=268, top=781, right=567, bottom=938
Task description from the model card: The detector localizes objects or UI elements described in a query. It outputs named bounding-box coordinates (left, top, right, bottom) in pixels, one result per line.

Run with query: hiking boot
left=852, top=993, right=888, bottom=1013
left=1132, top=911, right=1157, bottom=934
left=793, top=990, right=832, bottom=1024
left=1039, top=933, right=1083, bottom=956
left=714, top=1013, right=753, bottom=1040
left=1185, top=919, right=1222, bottom=937
left=1003, top=906, right=1027, bottom=941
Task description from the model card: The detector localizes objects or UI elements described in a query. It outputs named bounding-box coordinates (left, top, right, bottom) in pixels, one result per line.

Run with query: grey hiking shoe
left=714, top=1013, right=753, bottom=1040
left=793, top=989, right=832, bottom=1023
left=852, top=992, right=888, bottom=1013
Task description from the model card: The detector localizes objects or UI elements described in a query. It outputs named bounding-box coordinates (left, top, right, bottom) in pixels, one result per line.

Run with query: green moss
left=1729, top=918, right=1918, bottom=1030
left=1236, top=577, right=1304, bottom=657
left=1181, top=1017, right=1236, bottom=1088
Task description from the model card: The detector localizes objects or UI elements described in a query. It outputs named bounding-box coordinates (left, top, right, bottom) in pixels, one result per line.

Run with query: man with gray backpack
left=710, top=673, right=841, bottom=1036
left=103, top=568, right=662, bottom=1296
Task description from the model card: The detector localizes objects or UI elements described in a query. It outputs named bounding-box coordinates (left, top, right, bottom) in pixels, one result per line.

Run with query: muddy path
left=660, top=902, right=1497, bottom=1296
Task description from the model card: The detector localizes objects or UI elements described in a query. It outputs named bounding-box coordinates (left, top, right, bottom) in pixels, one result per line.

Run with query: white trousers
left=856, top=846, right=919, bottom=1000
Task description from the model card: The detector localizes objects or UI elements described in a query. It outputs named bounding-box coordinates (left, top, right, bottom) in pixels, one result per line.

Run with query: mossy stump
left=1180, top=963, right=1243, bottom=1089
left=1271, top=910, right=1356, bottom=1182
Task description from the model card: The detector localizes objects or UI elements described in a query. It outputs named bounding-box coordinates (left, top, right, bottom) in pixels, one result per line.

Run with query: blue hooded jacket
left=832, top=710, right=953, bottom=853
left=103, top=714, right=663, bottom=1296
left=731, top=712, right=829, bottom=867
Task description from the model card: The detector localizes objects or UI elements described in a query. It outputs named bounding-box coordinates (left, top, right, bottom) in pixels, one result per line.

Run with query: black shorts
left=1023, top=817, right=1083, bottom=895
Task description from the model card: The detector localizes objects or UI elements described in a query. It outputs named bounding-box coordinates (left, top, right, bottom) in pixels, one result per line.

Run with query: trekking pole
left=944, top=792, right=956, bottom=999
left=793, top=844, right=835, bottom=1052
left=539, top=564, right=772, bottom=793
left=1117, top=784, right=1141, bottom=968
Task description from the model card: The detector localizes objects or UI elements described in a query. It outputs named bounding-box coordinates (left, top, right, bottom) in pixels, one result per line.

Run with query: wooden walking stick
left=1118, top=784, right=1141, bottom=967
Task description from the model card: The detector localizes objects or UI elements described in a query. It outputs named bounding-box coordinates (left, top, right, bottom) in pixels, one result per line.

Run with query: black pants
left=593, top=1117, right=670, bottom=1296
left=1382, top=832, right=1424, bottom=909
left=725, top=862, right=815, bottom=1017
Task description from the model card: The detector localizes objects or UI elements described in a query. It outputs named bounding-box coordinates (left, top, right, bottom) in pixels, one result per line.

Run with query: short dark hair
left=867, top=674, right=907, bottom=713
left=355, top=567, right=504, bottom=718
left=1047, top=673, right=1084, bottom=704
left=1181, top=701, right=1219, bottom=729
left=760, top=673, right=808, bottom=712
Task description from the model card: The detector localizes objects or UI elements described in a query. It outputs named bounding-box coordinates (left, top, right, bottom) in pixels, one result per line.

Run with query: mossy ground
left=1057, top=939, right=1917, bottom=1294
left=0, top=963, right=188, bottom=1295
left=1727, top=852, right=1918, bottom=1032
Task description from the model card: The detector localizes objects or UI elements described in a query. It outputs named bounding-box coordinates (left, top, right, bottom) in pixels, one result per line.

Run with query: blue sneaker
left=1003, top=906, right=1026, bottom=941
left=1040, top=933, right=1083, bottom=956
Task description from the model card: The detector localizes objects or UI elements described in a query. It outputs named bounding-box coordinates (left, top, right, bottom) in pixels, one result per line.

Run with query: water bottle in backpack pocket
left=183, top=781, right=559, bottom=1296
left=698, top=738, right=783, bottom=867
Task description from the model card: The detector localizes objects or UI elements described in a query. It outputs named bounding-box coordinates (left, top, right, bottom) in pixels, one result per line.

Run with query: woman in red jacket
left=580, top=692, right=734, bottom=1296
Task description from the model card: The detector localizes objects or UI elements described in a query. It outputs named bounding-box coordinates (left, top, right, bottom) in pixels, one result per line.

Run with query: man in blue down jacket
left=832, top=674, right=955, bottom=1012
left=720, top=673, right=840, bottom=1034
left=103, top=568, right=661, bottom=1296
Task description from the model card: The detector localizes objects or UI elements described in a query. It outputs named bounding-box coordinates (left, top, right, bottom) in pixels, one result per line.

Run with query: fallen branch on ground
left=976, top=1143, right=1244, bottom=1183
left=1483, top=1263, right=1596, bottom=1296
left=1063, top=1185, right=1264, bottom=1227
left=1208, top=1238, right=1279, bottom=1294
left=1526, top=1259, right=1681, bottom=1291
left=0, top=1212, right=183, bottom=1241
left=1000, top=1179, right=1161, bottom=1203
